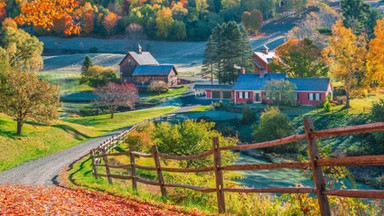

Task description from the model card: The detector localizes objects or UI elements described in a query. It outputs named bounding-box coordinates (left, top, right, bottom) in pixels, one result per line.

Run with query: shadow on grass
left=53, top=124, right=91, bottom=140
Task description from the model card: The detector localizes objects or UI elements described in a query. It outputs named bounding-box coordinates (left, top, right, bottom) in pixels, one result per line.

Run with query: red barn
left=132, top=65, right=178, bottom=87
left=253, top=45, right=275, bottom=74
left=119, top=45, right=159, bottom=80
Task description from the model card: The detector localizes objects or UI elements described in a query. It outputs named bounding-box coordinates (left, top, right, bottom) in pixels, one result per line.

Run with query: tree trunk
left=16, top=120, right=23, bottom=135
left=111, top=112, right=114, bottom=119
left=345, top=91, right=350, bottom=109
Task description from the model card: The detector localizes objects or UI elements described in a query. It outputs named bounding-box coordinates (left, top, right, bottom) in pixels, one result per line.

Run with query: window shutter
left=319, top=94, right=322, bottom=101
left=308, top=93, right=310, bottom=101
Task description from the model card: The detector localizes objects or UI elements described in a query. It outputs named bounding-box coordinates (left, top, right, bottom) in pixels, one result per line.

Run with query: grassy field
left=139, top=86, right=189, bottom=100
left=38, top=71, right=92, bottom=94
left=0, top=107, right=178, bottom=171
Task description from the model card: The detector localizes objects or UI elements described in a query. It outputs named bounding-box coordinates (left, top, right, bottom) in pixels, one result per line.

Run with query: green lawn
left=39, top=71, right=92, bottom=94
left=140, top=86, right=189, bottom=100
left=0, top=107, right=178, bottom=171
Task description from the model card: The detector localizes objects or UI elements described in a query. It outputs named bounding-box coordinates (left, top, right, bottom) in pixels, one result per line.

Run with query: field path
left=0, top=129, right=126, bottom=186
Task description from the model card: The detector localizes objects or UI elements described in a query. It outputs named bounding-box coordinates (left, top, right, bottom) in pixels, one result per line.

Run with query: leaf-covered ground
left=0, top=185, right=204, bottom=215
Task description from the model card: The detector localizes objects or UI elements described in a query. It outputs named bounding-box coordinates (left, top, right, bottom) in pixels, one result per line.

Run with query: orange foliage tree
left=0, top=1, right=6, bottom=23
left=102, top=12, right=118, bottom=35
left=82, top=10, right=94, bottom=34
left=322, top=20, right=367, bottom=107
left=366, top=18, right=384, bottom=86
left=15, top=0, right=83, bottom=35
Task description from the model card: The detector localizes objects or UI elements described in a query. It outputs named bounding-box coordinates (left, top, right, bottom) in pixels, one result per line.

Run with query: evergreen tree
left=201, top=29, right=218, bottom=84
left=81, top=56, right=93, bottom=73
left=341, top=0, right=382, bottom=38
left=202, top=21, right=253, bottom=84
left=240, top=27, right=253, bottom=72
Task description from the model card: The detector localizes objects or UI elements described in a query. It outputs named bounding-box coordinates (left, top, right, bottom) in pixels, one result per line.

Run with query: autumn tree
left=287, top=3, right=340, bottom=48
left=15, top=0, right=83, bottom=35
left=0, top=1, right=6, bottom=23
left=80, top=65, right=117, bottom=88
left=322, top=20, right=366, bottom=108
left=366, top=19, right=384, bottom=86
left=264, top=80, right=297, bottom=106
left=93, top=82, right=139, bottom=119
left=269, top=39, right=328, bottom=78
left=82, top=10, right=94, bottom=34
left=156, top=8, right=174, bottom=39
left=103, top=12, right=118, bottom=35
left=0, top=58, right=61, bottom=135
left=149, top=80, right=168, bottom=94
left=241, top=9, right=263, bottom=34
left=0, top=25, right=44, bottom=71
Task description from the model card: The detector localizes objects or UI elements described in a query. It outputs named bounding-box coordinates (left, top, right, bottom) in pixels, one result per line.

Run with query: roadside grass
left=0, top=107, right=178, bottom=171
left=140, top=86, right=189, bottom=100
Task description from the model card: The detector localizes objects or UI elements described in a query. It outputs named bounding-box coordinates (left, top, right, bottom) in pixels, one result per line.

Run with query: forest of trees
left=0, top=0, right=308, bottom=41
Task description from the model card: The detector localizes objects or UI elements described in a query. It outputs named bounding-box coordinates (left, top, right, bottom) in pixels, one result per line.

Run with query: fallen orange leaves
left=0, top=185, right=204, bottom=215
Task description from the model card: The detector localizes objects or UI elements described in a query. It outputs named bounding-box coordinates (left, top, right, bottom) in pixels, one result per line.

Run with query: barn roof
left=119, top=51, right=159, bottom=66
left=132, top=65, right=177, bottom=76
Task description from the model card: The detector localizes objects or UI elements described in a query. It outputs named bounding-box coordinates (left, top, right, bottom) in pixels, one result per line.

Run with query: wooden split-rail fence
left=90, top=117, right=384, bottom=215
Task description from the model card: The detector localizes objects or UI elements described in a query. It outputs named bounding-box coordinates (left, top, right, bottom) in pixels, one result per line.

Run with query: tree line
left=0, top=0, right=308, bottom=41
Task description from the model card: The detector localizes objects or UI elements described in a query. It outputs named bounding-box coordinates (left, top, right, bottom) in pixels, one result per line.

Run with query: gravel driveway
left=0, top=129, right=128, bottom=186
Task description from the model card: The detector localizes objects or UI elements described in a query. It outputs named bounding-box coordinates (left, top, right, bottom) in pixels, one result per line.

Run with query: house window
left=238, top=92, right=242, bottom=99
left=244, top=92, right=249, bottom=99
left=308, top=93, right=321, bottom=101
left=295, top=93, right=299, bottom=100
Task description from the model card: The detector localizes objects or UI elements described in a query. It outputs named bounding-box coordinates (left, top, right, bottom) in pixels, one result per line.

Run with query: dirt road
left=0, top=129, right=126, bottom=186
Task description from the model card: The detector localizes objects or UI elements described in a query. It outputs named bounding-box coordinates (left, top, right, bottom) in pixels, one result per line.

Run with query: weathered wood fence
left=90, top=118, right=384, bottom=215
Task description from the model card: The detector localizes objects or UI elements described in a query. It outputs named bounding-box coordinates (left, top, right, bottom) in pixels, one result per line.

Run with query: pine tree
left=341, top=0, right=382, bottom=38
left=240, top=27, right=253, bottom=72
left=81, top=56, right=93, bottom=73
left=202, top=21, right=254, bottom=84
left=202, top=31, right=217, bottom=85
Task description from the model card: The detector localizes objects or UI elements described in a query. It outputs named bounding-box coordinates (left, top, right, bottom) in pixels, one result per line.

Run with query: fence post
left=102, top=149, right=113, bottom=185
left=90, top=150, right=98, bottom=179
left=303, top=118, right=331, bottom=216
left=129, top=144, right=137, bottom=191
left=152, top=145, right=167, bottom=197
left=213, top=137, right=226, bottom=214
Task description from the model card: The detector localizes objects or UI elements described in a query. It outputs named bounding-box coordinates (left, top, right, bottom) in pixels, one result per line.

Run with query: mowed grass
left=0, top=107, right=178, bottom=171
left=38, top=71, right=92, bottom=94
left=140, top=86, right=189, bottom=100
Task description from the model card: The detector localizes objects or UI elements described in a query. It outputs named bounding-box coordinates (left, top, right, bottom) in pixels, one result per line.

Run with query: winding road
left=0, top=129, right=127, bottom=186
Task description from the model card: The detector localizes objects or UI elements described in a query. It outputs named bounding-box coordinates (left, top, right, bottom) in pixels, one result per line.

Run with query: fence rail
left=90, top=118, right=384, bottom=215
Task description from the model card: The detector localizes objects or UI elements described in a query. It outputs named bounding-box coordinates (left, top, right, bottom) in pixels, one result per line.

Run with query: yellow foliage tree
left=322, top=20, right=367, bottom=108
left=156, top=8, right=174, bottom=39
left=15, top=0, right=83, bottom=35
left=366, top=18, right=384, bottom=86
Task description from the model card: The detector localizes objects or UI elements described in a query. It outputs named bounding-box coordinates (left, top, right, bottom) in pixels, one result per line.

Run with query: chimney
left=261, top=45, right=269, bottom=54
left=137, top=44, right=142, bottom=54
left=260, top=71, right=266, bottom=78
left=241, top=67, right=246, bottom=74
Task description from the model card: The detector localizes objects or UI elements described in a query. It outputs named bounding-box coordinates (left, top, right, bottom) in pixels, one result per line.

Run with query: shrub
left=89, top=47, right=98, bottom=53
left=241, top=106, right=256, bottom=124
left=149, top=80, right=168, bottom=94
left=323, top=94, right=332, bottom=112
left=80, top=65, right=118, bottom=88
left=252, top=107, right=297, bottom=153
